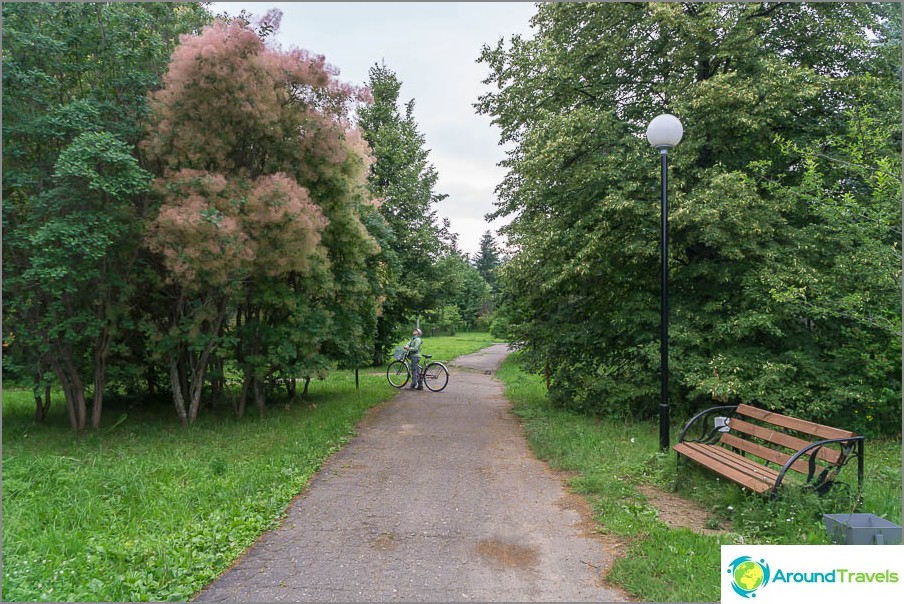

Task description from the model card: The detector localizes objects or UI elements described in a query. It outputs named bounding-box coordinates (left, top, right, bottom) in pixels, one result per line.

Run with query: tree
left=477, top=2, right=901, bottom=432
left=142, top=16, right=375, bottom=422
left=472, top=230, right=502, bottom=290
left=454, top=260, right=493, bottom=330
left=2, top=2, right=212, bottom=430
left=357, top=63, right=450, bottom=361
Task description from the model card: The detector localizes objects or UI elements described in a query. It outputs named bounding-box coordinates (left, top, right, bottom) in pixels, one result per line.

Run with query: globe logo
left=727, top=556, right=771, bottom=598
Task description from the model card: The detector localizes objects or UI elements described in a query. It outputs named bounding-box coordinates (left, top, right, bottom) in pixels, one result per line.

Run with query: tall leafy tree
left=142, top=15, right=376, bottom=422
left=2, top=2, right=211, bottom=430
left=478, top=2, right=901, bottom=432
left=357, top=63, right=449, bottom=361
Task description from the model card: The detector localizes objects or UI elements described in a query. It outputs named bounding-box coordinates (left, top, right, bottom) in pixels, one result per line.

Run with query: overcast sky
left=209, top=1, right=538, bottom=257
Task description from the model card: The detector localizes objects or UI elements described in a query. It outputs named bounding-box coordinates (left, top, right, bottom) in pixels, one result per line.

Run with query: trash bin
left=823, top=513, right=902, bottom=545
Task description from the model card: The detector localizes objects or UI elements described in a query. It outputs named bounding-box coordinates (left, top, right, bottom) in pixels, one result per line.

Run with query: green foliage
left=357, top=63, right=463, bottom=361
left=472, top=230, right=502, bottom=291
left=422, top=304, right=465, bottom=336
left=478, top=2, right=901, bottom=432
left=140, top=14, right=381, bottom=422
left=2, top=4, right=482, bottom=431
left=2, top=2, right=213, bottom=430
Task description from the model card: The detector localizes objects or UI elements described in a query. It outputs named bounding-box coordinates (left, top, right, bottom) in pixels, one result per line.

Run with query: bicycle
left=386, top=347, right=449, bottom=392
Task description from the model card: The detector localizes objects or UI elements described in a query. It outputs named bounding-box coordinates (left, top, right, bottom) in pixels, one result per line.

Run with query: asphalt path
left=193, top=344, right=628, bottom=602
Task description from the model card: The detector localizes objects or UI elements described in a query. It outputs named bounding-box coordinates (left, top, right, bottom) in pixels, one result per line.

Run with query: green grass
left=408, top=331, right=499, bottom=364
left=1, top=333, right=494, bottom=602
left=497, top=352, right=903, bottom=602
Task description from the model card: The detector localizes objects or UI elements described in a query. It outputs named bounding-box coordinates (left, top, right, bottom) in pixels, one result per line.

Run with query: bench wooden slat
left=676, top=404, right=862, bottom=496
left=729, top=417, right=843, bottom=465
left=674, top=442, right=774, bottom=494
left=719, top=432, right=825, bottom=477
left=735, top=404, right=856, bottom=440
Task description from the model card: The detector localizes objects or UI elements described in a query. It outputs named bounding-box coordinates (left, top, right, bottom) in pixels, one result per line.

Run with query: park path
left=193, top=344, right=628, bottom=602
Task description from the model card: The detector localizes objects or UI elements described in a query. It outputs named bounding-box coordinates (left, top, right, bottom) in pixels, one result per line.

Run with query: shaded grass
left=1, top=333, right=494, bottom=602
left=497, top=352, right=902, bottom=602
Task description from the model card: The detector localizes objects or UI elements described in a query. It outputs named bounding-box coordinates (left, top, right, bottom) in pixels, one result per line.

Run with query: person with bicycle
left=386, top=329, right=448, bottom=391
left=403, top=328, right=423, bottom=390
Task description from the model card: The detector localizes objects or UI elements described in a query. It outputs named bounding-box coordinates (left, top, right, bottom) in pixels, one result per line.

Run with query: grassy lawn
left=496, top=352, right=903, bottom=602
left=1, top=333, right=497, bottom=602
left=413, top=330, right=498, bottom=364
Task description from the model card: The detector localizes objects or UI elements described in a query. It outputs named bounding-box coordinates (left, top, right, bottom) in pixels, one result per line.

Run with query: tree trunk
left=52, top=356, right=79, bottom=431
left=34, top=388, right=50, bottom=422
left=146, top=363, right=158, bottom=396
left=169, top=356, right=189, bottom=426
left=236, top=373, right=249, bottom=418
left=209, top=356, right=222, bottom=410
left=177, top=352, right=189, bottom=409
left=34, top=369, right=52, bottom=422
left=301, top=376, right=311, bottom=399
left=53, top=348, right=88, bottom=433
left=91, top=325, right=112, bottom=430
left=186, top=347, right=209, bottom=424
left=253, top=376, right=266, bottom=417
left=373, top=344, right=385, bottom=367
left=187, top=299, right=228, bottom=424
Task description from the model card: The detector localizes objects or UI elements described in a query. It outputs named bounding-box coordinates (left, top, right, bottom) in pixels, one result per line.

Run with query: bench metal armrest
left=773, top=436, right=865, bottom=495
left=677, top=404, right=739, bottom=445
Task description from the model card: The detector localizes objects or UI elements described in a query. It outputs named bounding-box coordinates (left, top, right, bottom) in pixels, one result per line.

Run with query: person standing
left=403, top=328, right=423, bottom=390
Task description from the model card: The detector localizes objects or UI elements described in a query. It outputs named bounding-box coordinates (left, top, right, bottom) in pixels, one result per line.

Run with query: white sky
left=209, top=1, right=538, bottom=257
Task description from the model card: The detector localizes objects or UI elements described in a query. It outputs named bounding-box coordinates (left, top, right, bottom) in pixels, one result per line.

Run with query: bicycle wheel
left=422, top=362, right=449, bottom=392
left=386, top=360, right=410, bottom=388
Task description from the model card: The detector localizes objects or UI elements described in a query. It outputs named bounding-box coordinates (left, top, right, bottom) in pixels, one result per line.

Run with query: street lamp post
left=646, top=114, right=683, bottom=451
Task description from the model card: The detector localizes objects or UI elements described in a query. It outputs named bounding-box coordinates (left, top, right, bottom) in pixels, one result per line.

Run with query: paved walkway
left=194, top=344, right=627, bottom=602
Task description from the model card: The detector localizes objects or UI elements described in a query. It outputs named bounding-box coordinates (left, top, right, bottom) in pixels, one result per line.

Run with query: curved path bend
left=194, top=344, right=628, bottom=602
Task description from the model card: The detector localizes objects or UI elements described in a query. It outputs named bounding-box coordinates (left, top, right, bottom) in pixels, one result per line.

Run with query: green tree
left=455, top=260, right=493, bottom=330
left=472, top=230, right=502, bottom=290
left=357, top=63, right=449, bottom=362
left=2, top=2, right=211, bottom=430
left=142, top=16, right=375, bottom=422
left=478, top=2, right=901, bottom=431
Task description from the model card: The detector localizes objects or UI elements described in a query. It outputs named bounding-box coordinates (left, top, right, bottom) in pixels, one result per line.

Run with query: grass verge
left=1, top=333, right=495, bottom=602
left=415, top=331, right=498, bottom=364
left=496, top=352, right=902, bottom=602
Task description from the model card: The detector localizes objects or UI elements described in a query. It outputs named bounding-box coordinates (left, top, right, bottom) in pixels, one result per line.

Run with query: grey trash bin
left=823, top=513, right=902, bottom=545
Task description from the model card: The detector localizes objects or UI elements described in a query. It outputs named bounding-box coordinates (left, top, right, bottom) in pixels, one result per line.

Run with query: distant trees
left=478, top=2, right=901, bottom=434
left=473, top=230, right=502, bottom=290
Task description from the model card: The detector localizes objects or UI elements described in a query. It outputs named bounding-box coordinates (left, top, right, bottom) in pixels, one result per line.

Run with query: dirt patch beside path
left=636, top=484, right=731, bottom=536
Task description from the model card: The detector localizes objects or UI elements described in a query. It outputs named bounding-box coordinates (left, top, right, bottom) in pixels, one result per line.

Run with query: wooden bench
left=674, top=403, right=864, bottom=496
